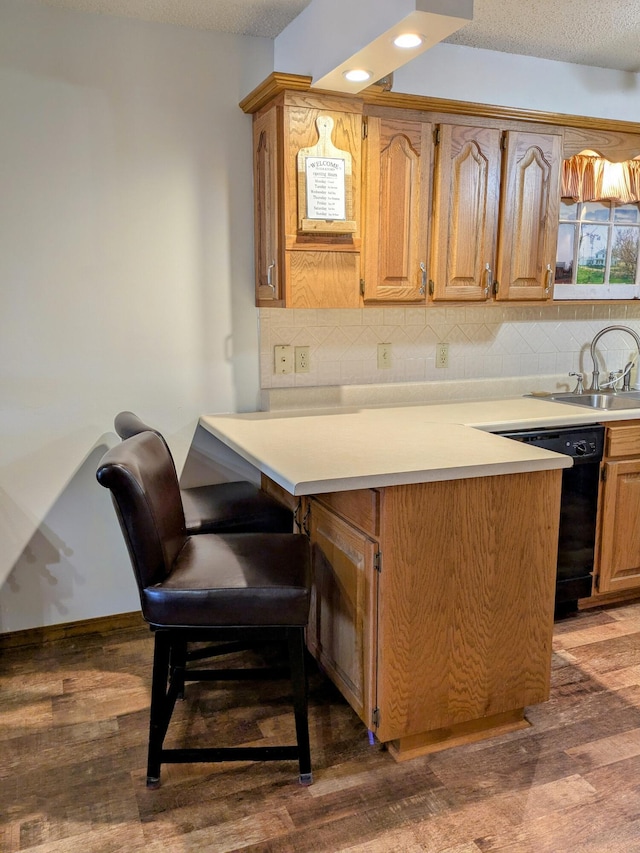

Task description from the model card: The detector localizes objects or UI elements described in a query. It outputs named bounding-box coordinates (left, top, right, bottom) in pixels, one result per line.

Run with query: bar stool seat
left=143, top=532, right=310, bottom=628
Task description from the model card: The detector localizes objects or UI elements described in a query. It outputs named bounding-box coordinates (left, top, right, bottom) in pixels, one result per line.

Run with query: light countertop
left=198, top=395, right=630, bottom=495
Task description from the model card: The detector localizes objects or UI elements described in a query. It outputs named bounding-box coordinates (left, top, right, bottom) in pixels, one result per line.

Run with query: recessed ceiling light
left=393, top=33, right=424, bottom=49
left=343, top=69, right=372, bottom=82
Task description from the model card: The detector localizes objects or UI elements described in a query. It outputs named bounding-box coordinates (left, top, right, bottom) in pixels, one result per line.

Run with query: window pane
left=614, top=203, right=640, bottom=224
left=577, top=223, right=607, bottom=283
left=555, top=223, right=575, bottom=282
left=560, top=199, right=578, bottom=219
left=581, top=201, right=610, bottom=222
left=610, top=226, right=639, bottom=283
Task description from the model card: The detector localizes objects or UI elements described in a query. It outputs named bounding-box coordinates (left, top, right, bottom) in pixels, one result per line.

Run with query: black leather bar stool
left=97, top=431, right=312, bottom=787
left=114, top=411, right=292, bottom=534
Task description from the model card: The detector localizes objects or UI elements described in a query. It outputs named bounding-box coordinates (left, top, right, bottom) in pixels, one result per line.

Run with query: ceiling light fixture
left=393, top=33, right=424, bottom=48
left=343, top=69, right=372, bottom=82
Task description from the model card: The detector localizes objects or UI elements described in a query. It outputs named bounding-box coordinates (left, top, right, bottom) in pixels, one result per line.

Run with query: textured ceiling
left=447, top=0, right=640, bottom=73
left=38, top=0, right=312, bottom=38
left=38, top=0, right=640, bottom=73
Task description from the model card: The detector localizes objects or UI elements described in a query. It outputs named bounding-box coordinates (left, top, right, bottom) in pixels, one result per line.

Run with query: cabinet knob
left=419, top=262, right=426, bottom=295
left=545, top=263, right=553, bottom=295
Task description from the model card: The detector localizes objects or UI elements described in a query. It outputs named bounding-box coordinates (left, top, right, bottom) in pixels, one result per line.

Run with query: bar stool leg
left=288, top=627, right=312, bottom=785
left=146, top=630, right=172, bottom=788
left=170, top=635, right=187, bottom=699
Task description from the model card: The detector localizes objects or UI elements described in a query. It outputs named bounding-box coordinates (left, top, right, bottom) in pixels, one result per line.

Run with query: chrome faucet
left=589, top=325, right=640, bottom=391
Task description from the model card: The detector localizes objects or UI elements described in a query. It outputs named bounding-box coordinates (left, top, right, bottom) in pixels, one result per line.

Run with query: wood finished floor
left=3, top=604, right=640, bottom=853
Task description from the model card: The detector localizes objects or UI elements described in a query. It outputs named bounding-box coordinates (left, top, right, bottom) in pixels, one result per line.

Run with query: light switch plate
left=377, top=343, right=392, bottom=369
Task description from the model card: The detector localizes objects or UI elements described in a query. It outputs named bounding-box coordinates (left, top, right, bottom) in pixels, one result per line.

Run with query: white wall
left=394, top=42, right=640, bottom=121
left=0, top=0, right=272, bottom=632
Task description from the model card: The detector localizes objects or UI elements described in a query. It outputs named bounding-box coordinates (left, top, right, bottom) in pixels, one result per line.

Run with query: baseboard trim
left=0, top=611, right=146, bottom=650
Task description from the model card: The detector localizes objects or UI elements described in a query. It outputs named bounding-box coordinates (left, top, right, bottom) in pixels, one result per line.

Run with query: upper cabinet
left=362, top=115, right=432, bottom=303
left=242, top=75, right=640, bottom=308
left=251, top=91, right=363, bottom=308
left=430, top=124, right=561, bottom=303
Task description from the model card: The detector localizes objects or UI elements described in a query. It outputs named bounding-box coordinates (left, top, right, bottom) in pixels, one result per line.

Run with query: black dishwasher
left=498, top=424, right=604, bottom=617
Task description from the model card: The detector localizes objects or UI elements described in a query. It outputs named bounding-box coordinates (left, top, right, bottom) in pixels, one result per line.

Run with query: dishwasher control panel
left=497, top=425, right=604, bottom=461
left=565, top=437, right=599, bottom=458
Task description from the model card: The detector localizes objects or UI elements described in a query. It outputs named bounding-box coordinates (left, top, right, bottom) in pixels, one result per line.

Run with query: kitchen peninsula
left=199, top=398, right=579, bottom=759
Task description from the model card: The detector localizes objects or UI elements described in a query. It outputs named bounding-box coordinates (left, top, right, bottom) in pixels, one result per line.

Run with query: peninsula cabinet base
left=305, top=470, right=563, bottom=759
left=386, top=708, right=530, bottom=762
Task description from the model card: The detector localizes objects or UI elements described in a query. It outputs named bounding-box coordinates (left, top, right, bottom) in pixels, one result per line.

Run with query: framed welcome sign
left=297, top=115, right=357, bottom=234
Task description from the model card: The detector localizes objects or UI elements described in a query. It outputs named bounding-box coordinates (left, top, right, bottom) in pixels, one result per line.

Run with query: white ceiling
left=38, top=0, right=640, bottom=74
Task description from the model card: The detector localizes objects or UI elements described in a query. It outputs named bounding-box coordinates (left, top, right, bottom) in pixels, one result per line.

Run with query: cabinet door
left=253, top=107, right=283, bottom=306
left=495, top=130, right=561, bottom=301
left=430, top=124, right=501, bottom=301
left=308, top=500, right=377, bottom=729
left=362, top=116, right=431, bottom=302
left=597, top=458, right=640, bottom=593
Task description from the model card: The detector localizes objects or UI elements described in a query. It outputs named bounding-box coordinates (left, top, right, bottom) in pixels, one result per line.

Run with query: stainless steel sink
left=546, top=391, right=640, bottom=410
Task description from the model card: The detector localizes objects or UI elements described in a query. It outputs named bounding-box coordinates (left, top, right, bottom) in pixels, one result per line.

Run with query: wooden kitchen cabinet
left=596, top=421, right=640, bottom=595
left=495, top=130, right=562, bottom=301
left=307, top=470, right=560, bottom=758
left=307, top=498, right=378, bottom=727
left=430, top=124, right=562, bottom=302
left=361, top=115, right=432, bottom=303
left=430, top=124, right=501, bottom=301
left=244, top=74, right=640, bottom=308
left=253, top=107, right=283, bottom=304
left=250, top=91, right=363, bottom=308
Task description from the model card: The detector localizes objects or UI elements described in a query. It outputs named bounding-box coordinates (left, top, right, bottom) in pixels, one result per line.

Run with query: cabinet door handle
left=302, top=502, right=311, bottom=538
left=419, top=262, right=426, bottom=296
left=484, top=263, right=493, bottom=297
left=545, top=263, right=553, bottom=295
left=266, top=260, right=276, bottom=293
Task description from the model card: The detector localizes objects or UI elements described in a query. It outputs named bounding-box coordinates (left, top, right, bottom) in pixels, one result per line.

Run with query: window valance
left=562, top=154, right=640, bottom=204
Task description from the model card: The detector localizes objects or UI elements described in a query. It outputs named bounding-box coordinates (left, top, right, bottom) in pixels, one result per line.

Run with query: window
left=554, top=153, right=640, bottom=300
left=554, top=200, right=640, bottom=299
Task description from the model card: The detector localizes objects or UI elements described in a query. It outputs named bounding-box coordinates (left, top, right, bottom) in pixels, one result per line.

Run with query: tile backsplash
left=259, top=303, right=640, bottom=390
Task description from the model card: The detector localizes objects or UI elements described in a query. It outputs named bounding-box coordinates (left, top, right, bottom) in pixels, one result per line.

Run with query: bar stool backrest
left=98, top=431, right=187, bottom=591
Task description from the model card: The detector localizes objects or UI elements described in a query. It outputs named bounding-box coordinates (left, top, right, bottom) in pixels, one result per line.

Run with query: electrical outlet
left=377, top=343, right=392, bottom=369
left=436, top=342, right=449, bottom=369
left=274, top=345, right=293, bottom=374
left=295, top=345, right=310, bottom=373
